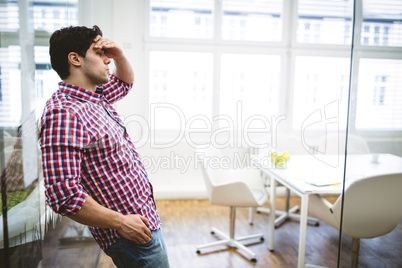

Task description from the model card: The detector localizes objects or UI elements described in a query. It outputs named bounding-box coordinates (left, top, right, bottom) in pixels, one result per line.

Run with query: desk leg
left=268, top=176, right=277, bottom=251
left=297, top=194, right=309, bottom=268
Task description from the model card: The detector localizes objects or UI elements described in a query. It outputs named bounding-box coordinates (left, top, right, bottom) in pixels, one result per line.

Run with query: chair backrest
left=196, top=146, right=229, bottom=200
left=332, top=173, right=402, bottom=239
left=318, top=134, right=370, bottom=155
left=196, top=146, right=267, bottom=207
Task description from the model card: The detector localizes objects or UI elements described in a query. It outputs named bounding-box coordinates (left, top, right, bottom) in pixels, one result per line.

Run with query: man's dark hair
left=49, top=25, right=103, bottom=79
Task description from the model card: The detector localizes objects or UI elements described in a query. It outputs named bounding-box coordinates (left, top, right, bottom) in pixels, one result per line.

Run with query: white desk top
left=253, top=153, right=402, bottom=195
left=252, top=153, right=402, bottom=268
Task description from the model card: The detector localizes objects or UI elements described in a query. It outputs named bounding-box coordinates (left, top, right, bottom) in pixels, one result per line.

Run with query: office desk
left=253, top=153, right=402, bottom=268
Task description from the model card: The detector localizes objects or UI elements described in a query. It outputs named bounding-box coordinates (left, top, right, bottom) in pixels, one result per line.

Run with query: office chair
left=308, top=173, right=402, bottom=268
left=249, top=134, right=319, bottom=228
left=195, top=146, right=268, bottom=262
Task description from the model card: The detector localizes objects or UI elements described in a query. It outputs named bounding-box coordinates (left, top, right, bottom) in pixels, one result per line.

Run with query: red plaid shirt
left=39, top=75, right=160, bottom=250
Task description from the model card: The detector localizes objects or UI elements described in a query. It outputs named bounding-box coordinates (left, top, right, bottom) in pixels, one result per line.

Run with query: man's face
left=81, top=42, right=110, bottom=85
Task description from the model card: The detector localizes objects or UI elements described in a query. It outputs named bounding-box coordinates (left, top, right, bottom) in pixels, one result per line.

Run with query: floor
left=41, top=197, right=402, bottom=268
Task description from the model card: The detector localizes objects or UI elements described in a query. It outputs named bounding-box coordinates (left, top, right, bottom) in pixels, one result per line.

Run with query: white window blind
left=0, top=0, right=78, bottom=32
left=33, top=0, right=78, bottom=32
left=221, top=0, right=283, bottom=42
left=355, top=58, right=402, bottom=130
left=0, top=1, right=19, bottom=31
left=0, top=46, right=21, bottom=128
left=0, top=46, right=59, bottom=128
left=149, top=0, right=214, bottom=39
left=297, top=0, right=353, bottom=45
left=361, top=0, right=402, bottom=47
left=0, top=0, right=78, bottom=128
left=34, top=46, right=60, bottom=119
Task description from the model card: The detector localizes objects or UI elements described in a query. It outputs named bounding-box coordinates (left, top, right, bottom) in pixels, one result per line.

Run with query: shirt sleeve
left=39, top=108, right=89, bottom=216
left=98, top=74, right=133, bottom=104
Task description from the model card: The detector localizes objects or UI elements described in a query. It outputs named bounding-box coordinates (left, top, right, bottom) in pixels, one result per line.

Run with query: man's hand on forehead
left=92, top=35, right=123, bottom=59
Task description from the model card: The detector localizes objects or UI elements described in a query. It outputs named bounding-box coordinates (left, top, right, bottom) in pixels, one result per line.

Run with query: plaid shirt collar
left=58, top=82, right=103, bottom=104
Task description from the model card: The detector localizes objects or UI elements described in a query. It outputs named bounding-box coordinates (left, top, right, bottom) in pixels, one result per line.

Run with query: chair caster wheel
left=251, top=258, right=257, bottom=262
left=315, top=222, right=320, bottom=226
left=211, top=231, right=215, bottom=235
left=260, top=237, right=264, bottom=242
left=249, top=222, right=254, bottom=225
left=196, top=250, right=201, bottom=254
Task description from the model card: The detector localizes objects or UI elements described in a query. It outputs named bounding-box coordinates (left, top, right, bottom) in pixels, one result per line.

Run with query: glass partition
left=0, top=0, right=41, bottom=266
left=0, top=0, right=78, bottom=267
left=301, top=1, right=402, bottom=267
left=291, top=1, right=352, bottom=266
left=340, top=0, right=402, bottom=267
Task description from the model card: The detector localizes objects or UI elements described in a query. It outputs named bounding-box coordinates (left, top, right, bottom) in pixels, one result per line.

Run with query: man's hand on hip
left=116, top=214, right=153, bottom=244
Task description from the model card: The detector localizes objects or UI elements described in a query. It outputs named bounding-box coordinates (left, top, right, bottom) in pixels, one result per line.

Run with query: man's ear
left=67, top=52, right=82, bottom=67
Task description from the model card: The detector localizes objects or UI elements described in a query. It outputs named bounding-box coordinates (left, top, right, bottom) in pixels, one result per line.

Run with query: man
left=39, top=25, right=169, bottom=268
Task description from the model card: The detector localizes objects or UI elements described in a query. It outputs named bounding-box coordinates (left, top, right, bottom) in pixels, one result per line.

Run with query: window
left=220, top=54, right=280, bottom=120
left=0, top=48, right=56, bottom=126
left=0, top=1, right=19, bottom=31
left=34, top=46, right=59, bottom=117
left=33, top=0, right=78, bottom=32
left=146, top=0, right=402, bottom=136
left=292, top=56, right=350, bottom=129
left=149, top=0, right=214, bottom=39
left=352, top=0, right=402, bottom=131
left=355, top=58, right=402, bottom=130
left=0, top=46, right=21, bottom=127
left=0, top=0, right=77, bottom=128
left=149, top=51, right=213, bottom=129
left=222, top=0, right=283, bottom=42
left=361, top=0, right=402, bottom=47
left=147, top=0, right=284, bottom=131
left=0, top=0, right=78, bottom=32
left=297, top=0, right=353, bottom=45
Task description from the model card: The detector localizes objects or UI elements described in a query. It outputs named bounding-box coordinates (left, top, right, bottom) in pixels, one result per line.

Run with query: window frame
left=143, top=0, right=402, bottom=139
left=144, top=0, right=287, bottom=134
left=347, top=0, right=402, bottom=137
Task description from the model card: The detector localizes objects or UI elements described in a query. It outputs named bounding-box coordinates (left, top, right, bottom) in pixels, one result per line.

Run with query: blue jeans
left=104, top=228, right=169, bottom=268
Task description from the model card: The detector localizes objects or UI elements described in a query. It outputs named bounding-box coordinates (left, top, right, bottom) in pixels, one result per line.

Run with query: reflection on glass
left=297, top=0, right=353, bottom=45
left=361, top=0, right=402, bottom=47
left=1, top=0, right=77, bottom=266
left=0, top=46, right=59, bottom=129
left=0, top=121, right=42, bottom=265
left=222, top=0, right=283, bottom=42
left=33, top=0, right=78, bottom=32
left=149, top=0, right=214, bottom=39
left=0, top=46, right=22, bottom=128
left=0, top=1, right=19, bottom=31
left=337, top=1, right=402, bottom=266
left=0, top=0, right=78, bottom=32
left=34, top=46, right=60, bottom=119
left=149, top=51, right=213, bottom=129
